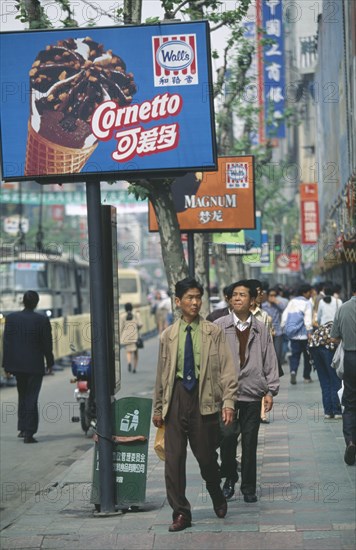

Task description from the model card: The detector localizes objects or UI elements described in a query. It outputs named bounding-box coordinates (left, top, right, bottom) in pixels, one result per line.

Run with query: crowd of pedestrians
left=2, top=275, right=354, bottom=533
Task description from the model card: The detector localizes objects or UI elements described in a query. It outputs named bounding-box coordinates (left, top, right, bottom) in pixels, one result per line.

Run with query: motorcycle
left=70, top=355, right=96, bottom=434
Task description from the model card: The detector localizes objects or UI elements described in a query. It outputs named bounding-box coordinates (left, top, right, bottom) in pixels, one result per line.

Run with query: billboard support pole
left=187, top=231, right=195, bottom=278
left=86, top=178, right=115, bottom=514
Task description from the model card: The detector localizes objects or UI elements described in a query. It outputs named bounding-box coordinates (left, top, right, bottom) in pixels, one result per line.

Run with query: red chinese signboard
left=300, top=183, right=320, bottom=244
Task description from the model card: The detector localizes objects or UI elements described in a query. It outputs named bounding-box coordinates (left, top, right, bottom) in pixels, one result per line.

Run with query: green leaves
left=127, top=183, right=150, bottom=201
left=15, top=0, right=52, bottom=28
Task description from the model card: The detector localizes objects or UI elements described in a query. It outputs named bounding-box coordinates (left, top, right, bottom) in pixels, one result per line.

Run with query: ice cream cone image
left=25, top=36, right=136, bottom=177
left=25, top=122, right=98, bottom=176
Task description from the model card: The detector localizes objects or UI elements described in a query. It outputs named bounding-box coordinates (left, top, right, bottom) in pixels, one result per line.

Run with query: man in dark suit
left=2, top=290, right=54, bottom=443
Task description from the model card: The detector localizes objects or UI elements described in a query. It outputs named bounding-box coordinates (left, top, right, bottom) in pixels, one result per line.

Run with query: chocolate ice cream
left=28, top=37, right=137, bottom=149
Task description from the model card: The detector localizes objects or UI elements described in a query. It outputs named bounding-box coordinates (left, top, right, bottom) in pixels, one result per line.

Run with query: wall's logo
left=226, top=163, right=249, bottom=189
left=152, top=34, right=198, bottom=87
left=156, top=40, right=193, bottom=71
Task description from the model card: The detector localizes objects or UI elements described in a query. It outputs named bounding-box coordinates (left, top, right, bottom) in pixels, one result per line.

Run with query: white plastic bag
left=331, top=342, right=344, bottom=379
left=337, top=382, right=344, bottom=412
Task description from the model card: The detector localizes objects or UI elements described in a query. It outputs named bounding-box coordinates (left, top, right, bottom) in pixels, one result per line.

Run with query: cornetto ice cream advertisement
left=0, top=22, right=216, bottom=182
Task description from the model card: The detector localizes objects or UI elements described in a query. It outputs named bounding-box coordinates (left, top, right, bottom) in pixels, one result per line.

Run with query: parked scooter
left=70, top=355, right=96, bottom=434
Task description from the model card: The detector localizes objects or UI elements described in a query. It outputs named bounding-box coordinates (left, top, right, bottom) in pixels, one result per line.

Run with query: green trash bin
left=91, top=396, right=152, bottom=511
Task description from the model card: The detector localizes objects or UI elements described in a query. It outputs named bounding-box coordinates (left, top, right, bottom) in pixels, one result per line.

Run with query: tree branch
left=172, top=0, right=191, bottom=18
left=80, top=0, right=120, bottom=22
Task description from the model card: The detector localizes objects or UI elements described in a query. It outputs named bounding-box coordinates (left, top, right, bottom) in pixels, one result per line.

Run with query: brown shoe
left=214, top=499, right=227, bottom=518
left=168, top=514, right=191, bottom=532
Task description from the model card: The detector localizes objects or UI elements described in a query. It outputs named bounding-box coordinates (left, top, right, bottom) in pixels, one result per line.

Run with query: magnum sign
left=149, top=156, right=255, bottom=232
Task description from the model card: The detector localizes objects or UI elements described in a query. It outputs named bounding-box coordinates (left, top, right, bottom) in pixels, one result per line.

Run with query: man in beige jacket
left=152, top=277, right=238, bottom=532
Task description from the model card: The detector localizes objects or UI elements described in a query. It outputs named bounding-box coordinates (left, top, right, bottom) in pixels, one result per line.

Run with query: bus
left=118, top=268, right=150, bottom=309
left=0, top=249, right=90, bottom=318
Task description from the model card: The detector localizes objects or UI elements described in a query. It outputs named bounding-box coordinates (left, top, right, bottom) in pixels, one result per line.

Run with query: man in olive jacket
left=3, top=290, right=54, bottom=443
left=214, top=280, right=279, bottom=503
left=152, top=277, right=238, bottom=532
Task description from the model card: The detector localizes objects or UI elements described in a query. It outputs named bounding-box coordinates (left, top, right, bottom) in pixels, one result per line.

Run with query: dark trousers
left=289, top=339, right=312, bottom=379
left=219, top=410, right=240, bottom=483
left=273, top=334, right=285, bottom=376
left=219, top=400, right=261, bottom=495
left=342, top=350, right=356, bottom=445
left=238, top=401, right=262, bottom=496
left=165, top=380, right=223, bottom=521
left=273, top=335, right=284, bottom=367
left=15, top=373, right=43, bottom=437
left=309, top=347, right=342, bottom=415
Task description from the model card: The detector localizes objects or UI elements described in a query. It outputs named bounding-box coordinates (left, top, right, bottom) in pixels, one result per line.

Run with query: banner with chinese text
left=262, top=0, right=286, bottom=138
left=300, top=183, right=320, bottom=244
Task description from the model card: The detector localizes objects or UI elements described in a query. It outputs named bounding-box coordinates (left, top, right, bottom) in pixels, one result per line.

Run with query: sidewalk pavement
left=1, top=370, right=355, bottom=550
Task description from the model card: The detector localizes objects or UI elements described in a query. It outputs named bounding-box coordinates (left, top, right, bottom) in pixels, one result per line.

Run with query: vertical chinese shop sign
left=300, top=183, right=320, bottom=244
left=262, top=0, right=286, bottom=139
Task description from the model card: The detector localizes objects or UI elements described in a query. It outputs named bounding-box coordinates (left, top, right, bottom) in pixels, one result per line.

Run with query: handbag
left=309, top=321, right=335, bottom=350
left=331, top=341, right=344, bottom=379
left=136, top=337, right=144, bottom=349
left=154, top=425, right=165, bottom=461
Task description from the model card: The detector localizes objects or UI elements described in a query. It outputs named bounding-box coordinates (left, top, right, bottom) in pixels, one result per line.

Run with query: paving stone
left=0, top=536, right=43, bottom=549
left=1, top=374, right=355, bottom=550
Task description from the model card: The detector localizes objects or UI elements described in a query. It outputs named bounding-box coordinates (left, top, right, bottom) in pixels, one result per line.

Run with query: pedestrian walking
left=152, top=277, right=237, bottom=532
left=214, top=280, right=280, bottom=503
left=153, top=290, right=171, bottom=334
left=317, top=284, right=343, bottom=325
left=275, top=284, right=290, bottom=363
left=262, top=287, right=287, bottom=375
left=248, top=279, right=274, bottom=423
left=330, top=278, right=356, bottom=466
left=206, top=284, right=233, bottom=322
left=281, top=283, right=314, bottom=384
left=2, top=290, right=54, bottom=443
left=120, top=302, right=142, bottom=373
left=308, top=320, right=342, bottom=420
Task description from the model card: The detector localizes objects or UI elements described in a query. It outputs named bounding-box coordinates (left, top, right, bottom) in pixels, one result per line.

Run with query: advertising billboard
left=0, top=22, right=216, bottom=183
left=149, top=156, right=255, bottom=232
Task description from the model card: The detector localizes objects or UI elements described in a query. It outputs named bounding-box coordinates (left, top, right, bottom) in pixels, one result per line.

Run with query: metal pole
left=205, top=234, right=210, bottom=299
left=187, top=232, right=195, bottom=278
left=86, top=179, right=115, bottom=513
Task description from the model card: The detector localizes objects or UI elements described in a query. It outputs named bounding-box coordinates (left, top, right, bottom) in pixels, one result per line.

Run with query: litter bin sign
left=91, top=396, right=152, bottom=509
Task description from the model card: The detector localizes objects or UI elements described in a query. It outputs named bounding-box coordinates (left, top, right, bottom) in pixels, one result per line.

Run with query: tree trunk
left=145, top=180, right=189, bottom=298
left=194, top=233, right=210, bottom=317
left=124, top=0, right=142, bottom=24
left=23, top=0, right=44, bottom=27
left=213, top=243, right=230, bottom=292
